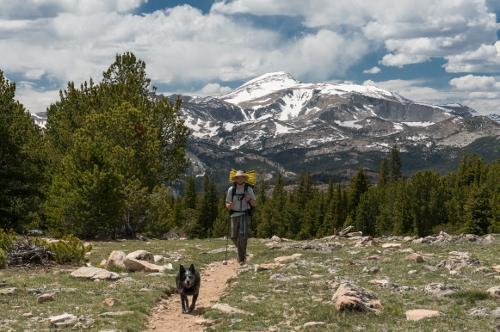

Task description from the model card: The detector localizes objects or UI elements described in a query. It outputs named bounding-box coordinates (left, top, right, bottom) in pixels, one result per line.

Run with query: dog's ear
left=189, top=264, right=195, bottom=273
left=179, top=264, right=185, bottom=274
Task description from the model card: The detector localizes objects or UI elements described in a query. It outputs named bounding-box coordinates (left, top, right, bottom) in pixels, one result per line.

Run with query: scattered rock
left=103, top=298, right=121, bottom=307
left=212, top=303, right=254, bottom=316
left=49, top=313, right=77, bottom=327
left=22, top=312, right=33, bottom=318
left=381, top=243, right=401, bottom=249
left=437, top=251, right=480, bottom=273
left=493, top=265, right=500, bottom=273
left=354, top=236, right=376, bottom=247
left=366, top=255, right=381, bottom=261
left=255, top=262, right=283, bottom=271
left=106, top=250, right=126, bottom=270
left=487, top=286, right=500, bottom=298
left=0, top=287, right=17, bottom=295
left=468, top=307, right=491, bottom=317
left=123, top=258, right=167, bottom=272
left=408, top=270, right=418, bottom=275
left=126, top=250, right=154, bottom=263
left=70, top=267, right=120, bottom=280
left=424, top=283, right=459, bottom=297
left=270, top=274, right=291, bottom=282
left=406, top=253, right=424, bottom=263
left=37, top=292, right=56, bottom=303
left=153, top=255, right=166, bottom=264
left=346, top=231, right=363, bottom=237
left=274, top=253, right=302, bottom=264
left=369, top=279, right=392, bottom=288
left=405, top=309, right=441, bottom=321
left=338, top=225, right=354, bottom=237
left=194, top=317, right=216, bottom=327
left=332, top=282, right=383, bottom=314
left=98, top=311, right=134, bottom=317
left=270, top=235, right=282, bottom=242
left=303, top=321, right=326, bottom=328
left=482, top=234, right=496, bottom=244
left=362, top=266, right=380, bottom=274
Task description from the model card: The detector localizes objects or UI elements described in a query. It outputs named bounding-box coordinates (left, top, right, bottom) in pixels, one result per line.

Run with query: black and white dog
left=175, top=264, right=200, bottom=313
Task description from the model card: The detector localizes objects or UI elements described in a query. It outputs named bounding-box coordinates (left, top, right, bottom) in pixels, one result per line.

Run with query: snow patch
left=279, top=89, right=313, bottom=120
left=401, top=121, right=435, bottom=127
left=334, top=120, right=363, bottom=129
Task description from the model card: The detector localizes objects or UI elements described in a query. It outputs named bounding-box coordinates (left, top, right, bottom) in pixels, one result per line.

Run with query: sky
left=0, top=0, right=499, bottom=115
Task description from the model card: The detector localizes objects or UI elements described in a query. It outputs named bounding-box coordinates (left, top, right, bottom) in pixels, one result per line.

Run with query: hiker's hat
left=233, top=170, right=248, bottom=179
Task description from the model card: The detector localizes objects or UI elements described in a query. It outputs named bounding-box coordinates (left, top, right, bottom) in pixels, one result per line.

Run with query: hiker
left=226, top=170, right=256, bottom=265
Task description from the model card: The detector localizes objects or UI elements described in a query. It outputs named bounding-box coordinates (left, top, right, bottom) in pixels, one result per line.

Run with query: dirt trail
left=145, top=259, right=240, bottom=331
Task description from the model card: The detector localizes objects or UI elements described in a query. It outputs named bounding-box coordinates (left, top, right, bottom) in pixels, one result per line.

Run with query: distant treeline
left=1, top=53, right=498, bottom=239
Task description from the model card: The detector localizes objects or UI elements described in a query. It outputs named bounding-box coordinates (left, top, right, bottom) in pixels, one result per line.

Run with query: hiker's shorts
left=230, top=213, right=250, bottom=262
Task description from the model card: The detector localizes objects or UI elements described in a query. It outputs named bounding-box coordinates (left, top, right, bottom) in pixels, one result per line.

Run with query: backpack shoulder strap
left=231, top=182, right=237, bottom=199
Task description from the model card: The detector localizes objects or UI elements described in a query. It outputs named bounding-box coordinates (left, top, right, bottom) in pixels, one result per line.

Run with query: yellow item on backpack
left=229, top=169, right=257, bottom=186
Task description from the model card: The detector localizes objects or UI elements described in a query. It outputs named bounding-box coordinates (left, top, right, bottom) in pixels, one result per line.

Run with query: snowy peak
left=222, top=71, right=299, bottom=105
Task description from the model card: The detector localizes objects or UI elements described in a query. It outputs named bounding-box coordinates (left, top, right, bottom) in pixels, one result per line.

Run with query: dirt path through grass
left=145, top=259, right=240, bottom=331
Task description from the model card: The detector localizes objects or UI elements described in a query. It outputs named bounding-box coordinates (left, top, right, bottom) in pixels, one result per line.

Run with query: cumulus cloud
left=449, top=74, right=499, bottom=90
left=198, top=83, right=233, bottom=96
left=445, top=41, right=500, bottom=73
left=363, top=66, right=381, bottom=74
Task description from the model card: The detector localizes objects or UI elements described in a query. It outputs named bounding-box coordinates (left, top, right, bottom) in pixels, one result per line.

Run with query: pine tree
left=462, top=186, right=493, bottom=235
left=390, top=145, right=402, bottom=181
left=183, top=176, right=197, bottom=209
left=354, top=189, right=379, bottom=236
left=349, top=169, right=370, bottom=216
left=378, top=158, right=389, bottom=187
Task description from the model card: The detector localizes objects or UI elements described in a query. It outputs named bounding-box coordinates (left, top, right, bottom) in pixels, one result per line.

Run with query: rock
left=381, top=243, right=401, bottom=249
left=162, top=263, right=174, bottom=271
left=153, top=255, right=165, bottom=264
left=37, top=292, right=56, bottom=303
left=424, top=283, right=459, bottom=297
left=487, top=286, right=500, bottom=298
left=338, top=225, right=354, bottom=237
left=468, top=307, right=491, bottom=317
left=70, top=267, right=120, bottom=280
left=346, top=231, right=363, bottom=237
left=482, top=234, right=496, bottom=244
left=270, top=235, right=282, bottom=242
left=103, top=298, right=121, bottom=307
left=255, top=262, right=283, bottom=271
left=212, top=303, right=254, bottom=315
left=194, top=317, right=216, bottom=327
left=493, top=265, right=500, bottom=273
left=106, top=250, right=126, bottom=270
left=303, top=321, right=326, bottom=328
left=274, top=253, right=302, bottom=264
left=405, top=309, right=441, bottom=321
left=491, top=307, right=500, bottom=318
left=437, top=251, right=480, bottom=273
left=49, top=313, right=77, bottom=327
left=270, top=273, right=291, bottom=282
left=403, top=236, right=416, bottom=242
left=362, top=266, right=380, bottom=274
left=125, top=250, right=154, bottom=263
left=123, top=258, right=167, bottom=272
left=369, top=279, right=392, bottom=288
left=0, top=287, right=17, bottom=295
left=98, top=311, right=134, bottom=317
left=354, top=236, right=375, bottom=247
left=332, top=282, right=383, bottom=314
left=366, top=255, right=381, bottom=260
left=406, top=253, right=424, bottom=263
left=136, top=233, right=148, bottom=241
left=162, top=230, right=180, bottom=240
left=408, top=270, right=418, bottom=275
left=22, top=312, right=33, bottom=318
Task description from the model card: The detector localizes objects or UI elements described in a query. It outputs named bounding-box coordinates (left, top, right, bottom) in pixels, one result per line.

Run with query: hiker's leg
left=239, top=215, right=249, bottom=262
left=230, top=217, right=238, bottom=246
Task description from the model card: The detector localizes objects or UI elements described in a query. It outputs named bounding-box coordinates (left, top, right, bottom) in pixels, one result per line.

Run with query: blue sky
left=0, top=0, right=499, bottom=115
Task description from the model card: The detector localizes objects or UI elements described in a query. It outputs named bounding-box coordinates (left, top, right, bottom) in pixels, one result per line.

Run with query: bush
left=0, top=229, right=16, bottom=251
left=45, top=235, right=91, bottom=264
left=0, top=249, right=6, bottom=268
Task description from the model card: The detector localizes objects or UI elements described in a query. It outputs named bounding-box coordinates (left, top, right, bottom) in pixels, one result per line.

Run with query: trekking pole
left=223, top=214, right=230, bottom=265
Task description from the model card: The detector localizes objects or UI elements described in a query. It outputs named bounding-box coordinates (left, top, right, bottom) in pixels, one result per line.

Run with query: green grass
left=0, top=238, right=498, bottom=331
left=0, top=238, right=230, bottom=331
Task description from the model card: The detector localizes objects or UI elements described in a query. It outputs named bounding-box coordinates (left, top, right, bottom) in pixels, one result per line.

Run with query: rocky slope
left=178, top=72, right=499, bottom=181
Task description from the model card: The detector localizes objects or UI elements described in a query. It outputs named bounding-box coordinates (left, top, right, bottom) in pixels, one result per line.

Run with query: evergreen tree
left=378, top=158, right=389, bottom=187
left=390, top=145, right=402, bottom=181
left=183, top=176, right=197, bottom=209
left=463, top=186, right=493, bottom=235
left=355, top=189, right=379, bottom=236
left=349, top=169, right=370, bottom=216
left=0, top=70, right=47, bottom=232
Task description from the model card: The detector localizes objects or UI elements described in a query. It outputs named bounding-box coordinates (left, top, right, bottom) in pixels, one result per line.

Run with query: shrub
left=0, top=229, right=16, bottom=251
left=0, top=249, right=6, bottom=268
left=46, top=235, right=91, bottom=264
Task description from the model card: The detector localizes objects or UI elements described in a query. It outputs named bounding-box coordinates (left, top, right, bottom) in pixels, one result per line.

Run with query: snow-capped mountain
left=178, top=72, right=499, bottom=181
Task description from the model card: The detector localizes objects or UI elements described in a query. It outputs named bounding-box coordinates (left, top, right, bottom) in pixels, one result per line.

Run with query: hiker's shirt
left=226, top=185, right=256, bottom=218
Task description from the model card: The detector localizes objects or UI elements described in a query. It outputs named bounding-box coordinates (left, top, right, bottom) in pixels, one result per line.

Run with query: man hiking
left=226, top=170, right=256, bottom=265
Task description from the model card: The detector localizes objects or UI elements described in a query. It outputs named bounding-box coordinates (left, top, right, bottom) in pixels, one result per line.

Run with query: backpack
left=230, top=182, right=254, bottom=217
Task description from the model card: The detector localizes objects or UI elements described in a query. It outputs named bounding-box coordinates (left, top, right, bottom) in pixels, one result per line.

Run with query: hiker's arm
left=246, top=188, right=257, bottom=207
left=225, top=188, right=233, bottom=210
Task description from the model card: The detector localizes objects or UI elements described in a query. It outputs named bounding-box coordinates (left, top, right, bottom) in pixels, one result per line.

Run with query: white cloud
left=363, top=66, right=381, bottom=74
left=198, top=83, right=233, bottom=96
left=445, top=41, right=500, bottom=73
left=380, top=53, right=430, bottom=67
left=449, top=74, right=499, bottom=91
left=14, top=82, right=60, bottom=114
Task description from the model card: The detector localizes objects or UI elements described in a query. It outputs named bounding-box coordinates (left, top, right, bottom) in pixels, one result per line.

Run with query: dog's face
left=179, top=264, right=196, bottom=289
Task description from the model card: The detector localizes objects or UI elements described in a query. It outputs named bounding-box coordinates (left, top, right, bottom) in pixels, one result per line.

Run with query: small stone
left=366, top=255, right=380, bottom=261
left=487, top=286, right=500, bottom=298
left=492, top=265, right=500, bottom=273
left=332, top=282, right=383, bottom=314
left=381, top=243, right=402, bottom=249
left=270, top=235, right=282, bottom=242
left=424, top=283, right=459, bottom=297
left=98, top=311, right=134, bottom=317
left=194, top=317, right=215, bottom=327
left=255, top=263, right=284, bottom=271
left=406, top=253, right=424, bottom=263
left=369, top=279, right=392, bottom=288
left=274, top=253, right=302, bottom=264
left=212, top=303, right=254, bottom=315
left=270, top=274, right=291, bottom=282
left=126, top=250, right=154, bottom=263
left=102, top=298, right=121, bottom=307
left=408, top=269, right=418, bottom=275
left=37, top=292, right=56, bottom=303
left=362, top=266, right=380, bottom=274
left=49, top=313, right=77, bottom=327
left=468, top=307, right=490, bottom=317
left=303, top=321, right=326, bottom=328
left=21, top=312, right=33, bottom=318
left=405, top=309, right=441, bottom=321
left=0, top=287, right=17, bottom=295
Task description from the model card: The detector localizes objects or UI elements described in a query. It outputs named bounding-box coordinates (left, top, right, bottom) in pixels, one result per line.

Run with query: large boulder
left=123, top=257, right=167, bottom=272
left=106, top=250, right=126, bottom=269
left=70, top=267, right=120, bottom=280
left=487, top=286, right=500, bottom=298
left=332, top=282, right=383, bottom=314
left=125, top=250, right=154, bottom=263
